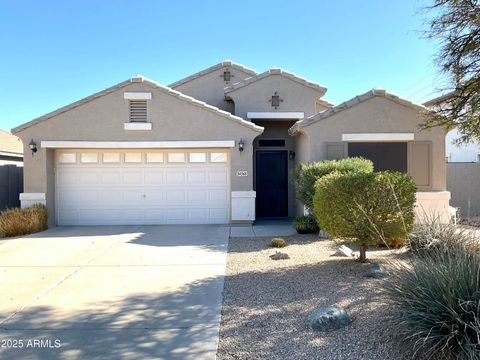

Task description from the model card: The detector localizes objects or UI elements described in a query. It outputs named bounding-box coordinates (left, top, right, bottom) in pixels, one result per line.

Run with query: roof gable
left=289, top=88, right=427, bottom=135
left=224, top=68, right=327, bottom=96
left=0, top=129, right=23, bottom=155
left=12, top=75, right=263, bottom=134
left=169, top=60, right=258, bottom=88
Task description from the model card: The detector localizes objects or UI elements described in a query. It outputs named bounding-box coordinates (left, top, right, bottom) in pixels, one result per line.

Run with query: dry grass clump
left=0, top=204, right=48, bottom=237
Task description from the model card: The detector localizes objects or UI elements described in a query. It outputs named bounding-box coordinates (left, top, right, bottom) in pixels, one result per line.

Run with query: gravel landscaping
left=217, top=234, right=410, bottom=360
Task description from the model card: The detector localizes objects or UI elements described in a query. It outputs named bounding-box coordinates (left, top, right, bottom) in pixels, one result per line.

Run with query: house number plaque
left=236, top=171, right=248, bottom=177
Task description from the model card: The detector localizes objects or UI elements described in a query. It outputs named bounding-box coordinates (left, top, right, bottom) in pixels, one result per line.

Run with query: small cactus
left=270, top=237, right=287, bottom=248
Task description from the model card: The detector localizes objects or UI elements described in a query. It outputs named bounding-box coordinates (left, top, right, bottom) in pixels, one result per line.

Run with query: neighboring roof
left=289, top=88, right=427, bottom=135
left=0, top=129, right=23, bottom=156
left=12, top=75, right=264, bottom=134
left=316, top=98, right=335, bottom=108
left=423, top=91, right=455, bottom=107
left=168, top=60, right=258, bottom=88
left=224, top=68, right=327, bottom=96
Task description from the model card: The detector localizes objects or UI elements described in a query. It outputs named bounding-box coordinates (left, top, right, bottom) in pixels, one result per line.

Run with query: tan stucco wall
left=253, top=120, right=297, bottom=217
left=172, top=67, right=253, bottom=112
left=14, top=81, right=263, bottom=223
left=227, top=75, right=322, bottom=119
left=298, top=96, right=446, bottom=191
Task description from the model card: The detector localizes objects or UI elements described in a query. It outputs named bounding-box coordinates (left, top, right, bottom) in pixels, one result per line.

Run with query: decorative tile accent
left=269, top=91, right=283, bottom=109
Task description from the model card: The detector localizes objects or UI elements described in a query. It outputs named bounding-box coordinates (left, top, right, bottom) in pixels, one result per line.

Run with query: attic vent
left=129, top=100, right=147, bottom=122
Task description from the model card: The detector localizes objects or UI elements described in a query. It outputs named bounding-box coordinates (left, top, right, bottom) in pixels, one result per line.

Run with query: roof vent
left=129, top=100, right=147, bottom=122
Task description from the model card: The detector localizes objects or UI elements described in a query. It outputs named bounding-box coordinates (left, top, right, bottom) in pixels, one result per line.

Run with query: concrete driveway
left=0, top=225, right=229, bottom=360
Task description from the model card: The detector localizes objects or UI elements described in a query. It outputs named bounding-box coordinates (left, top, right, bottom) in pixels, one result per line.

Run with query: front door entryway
left=255, top=151, right=288, bottom=218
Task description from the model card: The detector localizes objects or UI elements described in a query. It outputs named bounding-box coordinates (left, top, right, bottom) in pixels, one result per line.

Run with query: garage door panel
left=143, top=189, right=165, bottom=202
left=188, top=208, right=208, bottom=221
left=58, top=190, right=98, bottom=208
left=144, top=171, right=164, bottom=184
left=99, top=190, right=122, bottom=204
left=79, top=171, right=99, bottom=184
left=57, top=171, right=77, bottom=186
left=209, top=189, right=228, bottom=203
left=208, top=170, right=228, bottom=185
left=187, top=171, right=206, bottom=184
left=123, top=171, right=143, bottom=185
left=123, top=190, right=144, bottom=204
left=166, top=190, right=185, bottom=202
left=56, top=149, right=230, bottom=225
left=58, top=210, right=78, bottom=223
left=166, top=209, right=186, bottom=221
left=210, top=208, right=228, bottom=221
left=145, top=209, right=165, bottom=221
left=188, top=190, right=206, bottom=201
left=101, top=171, right=122, bottom=184
left=166, top=171, right=185, bottom=185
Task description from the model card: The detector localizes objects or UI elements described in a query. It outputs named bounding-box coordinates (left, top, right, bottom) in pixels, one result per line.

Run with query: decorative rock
left=365, top=262, right=389, bottom=278
left=308, top=306, right=352, bottom=332
left=270, top=251, right=290, bottom=260
left=332, top=245, right=354, bottom=257
left=318, top=229, right=330, bottom=239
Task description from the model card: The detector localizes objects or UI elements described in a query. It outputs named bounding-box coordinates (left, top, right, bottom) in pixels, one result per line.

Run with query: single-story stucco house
left=12, top=61, right=450, bottom=226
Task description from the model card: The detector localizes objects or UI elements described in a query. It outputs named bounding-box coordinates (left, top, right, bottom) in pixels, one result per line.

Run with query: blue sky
left=0, top=0, right=445, bottom=131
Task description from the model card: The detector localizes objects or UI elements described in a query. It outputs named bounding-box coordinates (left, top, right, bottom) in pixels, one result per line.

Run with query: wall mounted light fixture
left=29, top=139, right=37, bottom=156
left=289, top=150, right=296, bottom=160
left=238, top=139, right=245, bottom=152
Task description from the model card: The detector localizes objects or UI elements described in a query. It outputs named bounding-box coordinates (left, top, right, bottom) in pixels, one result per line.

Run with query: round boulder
left=308, top=306, right=352, bottom=332
left=365, top=262, right=388, bottom=278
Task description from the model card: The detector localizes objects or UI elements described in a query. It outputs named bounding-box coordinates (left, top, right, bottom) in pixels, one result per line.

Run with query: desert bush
left=270, top=237, right=287, bottom=248
left=293, top=215, right=319, bottom=234
left=314, top=171, right=416, bottom=261
left=0, top=204, right=48, bottom=237
left=385, top=240, right=480, bottom=359
left=292, top=157, right=373, bottom=213
left=407, top=214, right=475, bottom=253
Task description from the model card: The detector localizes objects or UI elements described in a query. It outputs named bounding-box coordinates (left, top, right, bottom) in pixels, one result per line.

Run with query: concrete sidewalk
left=230, top=219, right=296, bottom=238
left=0, top=225, right=229, bottom=360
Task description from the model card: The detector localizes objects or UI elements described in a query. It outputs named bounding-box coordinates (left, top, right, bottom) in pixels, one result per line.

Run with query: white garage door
left=56, top=149, right=230, bottom=225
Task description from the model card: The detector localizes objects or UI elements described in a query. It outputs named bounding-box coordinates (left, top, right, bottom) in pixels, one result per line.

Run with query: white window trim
left=124, top=122, right=152, bottom=130
left=124, top=92, right=152, bottom=100
left=41, top=141, right=236, bottom=149
left=342, top=133, right=415, bottom=142
left=247, top=112, right=304, bottom=119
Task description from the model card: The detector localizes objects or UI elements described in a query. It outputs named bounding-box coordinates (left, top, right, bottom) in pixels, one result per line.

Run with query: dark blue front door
left=255, top=151, right=288, bottom=218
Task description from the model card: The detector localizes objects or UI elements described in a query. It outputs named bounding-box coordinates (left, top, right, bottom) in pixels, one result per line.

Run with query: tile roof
left=12, top=75, right=264, bottom=134
left=224, top=68, right=327, bottom=96
left=289, top=88, right=427, bottom=135
left=169, top=60, right=258, bottom=88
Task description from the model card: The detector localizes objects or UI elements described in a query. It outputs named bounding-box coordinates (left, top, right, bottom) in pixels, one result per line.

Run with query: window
left=103, top=153, right=120, bottom=163
left=124, top=153, right=142, bottom=163
left=146, top=153, right=164, bottom=163
left=59, top=153, right=76, bottom=163
left=210, top=152, right=227, bottom=163
left=80, top=153, right=98, bottom=163
left=258, top=139, right=285, bottom=147
left=348, top=142, right=407, bottom=172
left=168, top=153, right=185, bottom=163
left=129, top=100, right=147, bottom=122
left=189, top=153, right=206, bottom=163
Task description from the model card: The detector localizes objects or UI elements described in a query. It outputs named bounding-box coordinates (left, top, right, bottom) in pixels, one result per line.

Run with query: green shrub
left=314, top=171, right=416, bottom=261
left=270, top=237, right=287, bottom=248
left=0, top=204, right=48, bottom=238
left=293, top=215, right=319, bottom=234
left=385, top=241, right=480, bottom=359
left=292, top=157, right=373, bottom=213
